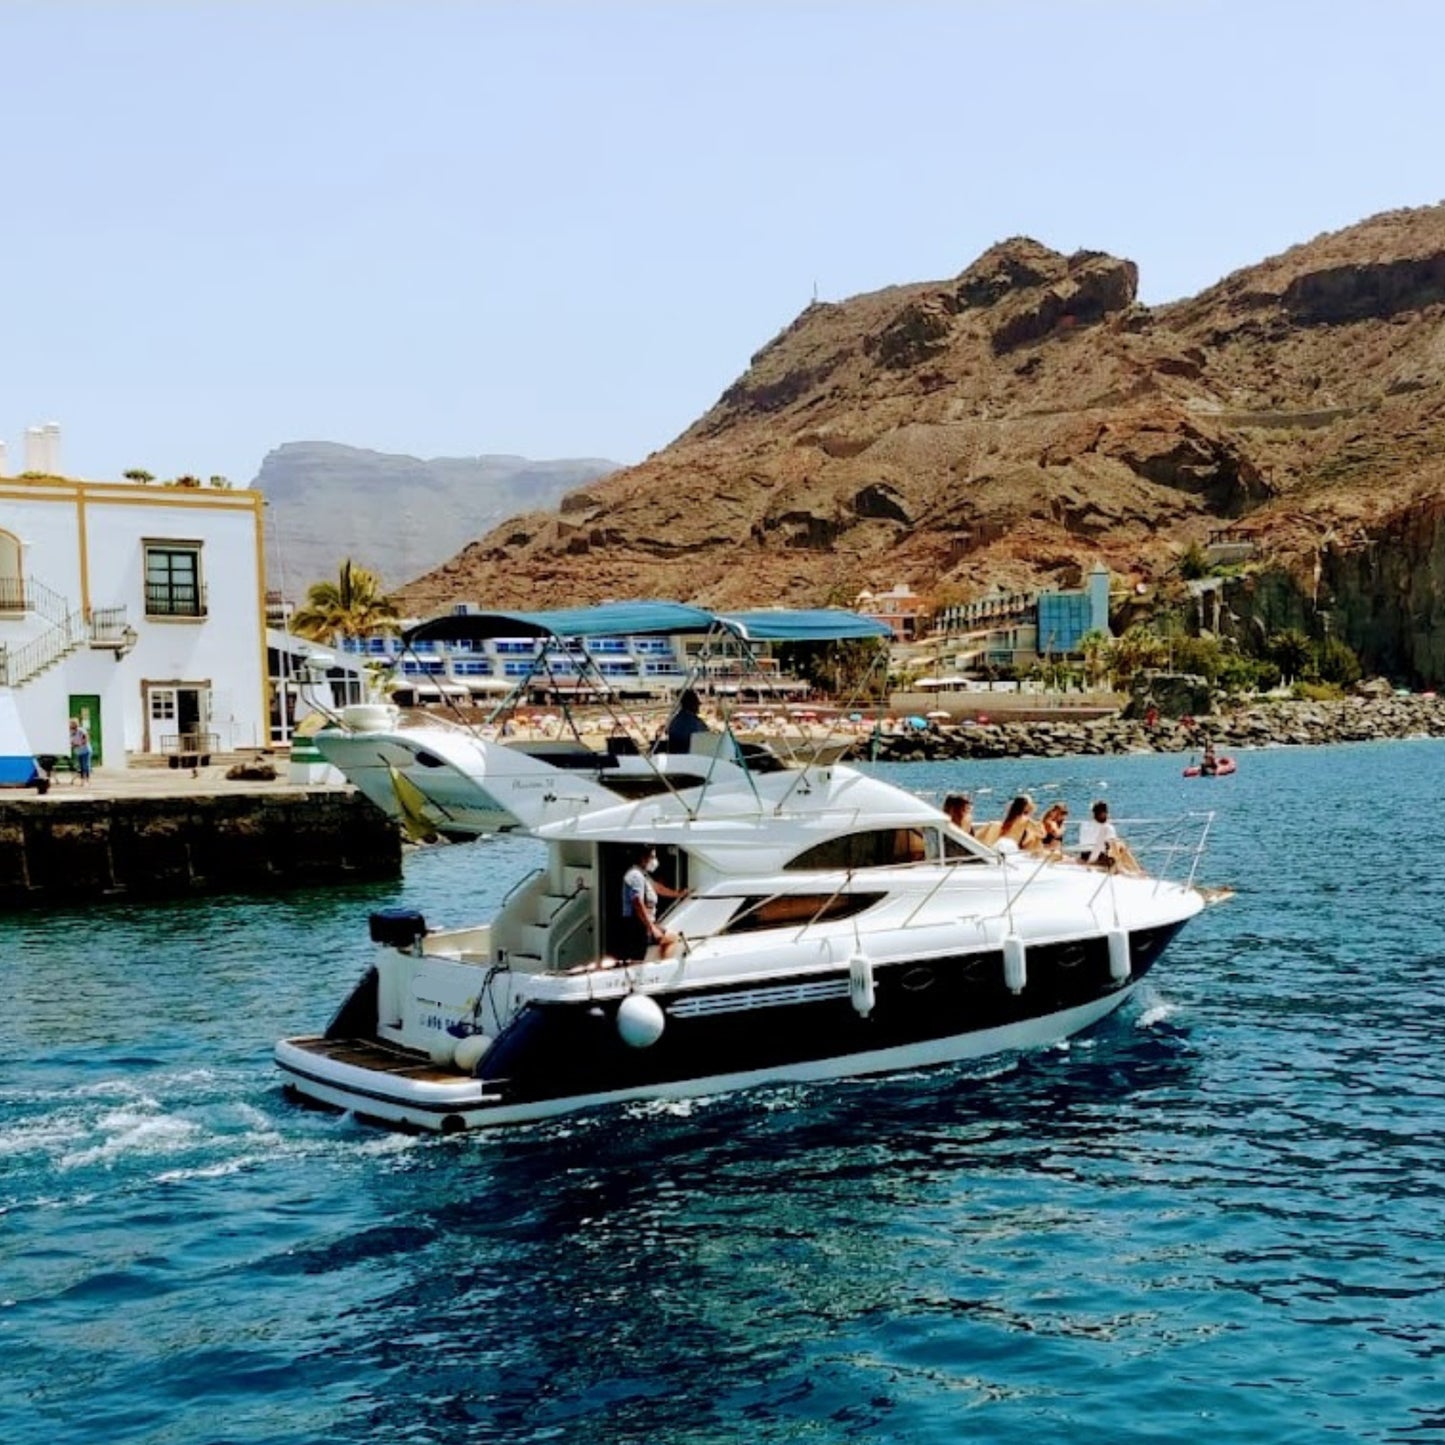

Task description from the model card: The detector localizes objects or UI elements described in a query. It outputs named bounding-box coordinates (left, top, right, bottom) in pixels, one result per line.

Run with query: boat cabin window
left=785, top=827, right=937, bottom=872
left=943, top=832, right=987, bottom=863
left=720, top=892, right=885, bottom=934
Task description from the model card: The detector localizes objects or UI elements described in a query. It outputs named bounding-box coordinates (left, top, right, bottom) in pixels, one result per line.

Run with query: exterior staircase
left=0, top=577, right=133, bottom=688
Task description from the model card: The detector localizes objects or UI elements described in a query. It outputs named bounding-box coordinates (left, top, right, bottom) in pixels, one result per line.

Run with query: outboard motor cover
left=369, top=908, right=428, bottom=949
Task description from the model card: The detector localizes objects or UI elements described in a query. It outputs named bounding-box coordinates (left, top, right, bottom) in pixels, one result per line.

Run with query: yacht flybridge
left=275, top=603, right=1213, bottom=1132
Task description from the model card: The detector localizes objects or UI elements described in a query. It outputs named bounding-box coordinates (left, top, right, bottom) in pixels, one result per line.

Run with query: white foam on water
left=154, top=1156, right=258, bottom=1183
left=625, top=1096, right=702, bottom=1121
left=955, top=1054, right=1024, bottom=1084
left=0, top=1114, right=99, bottom=1160
left=60, top=1110, right=202, bottom=1170
left=759, top=1085, right=816, bottom=1112
left=1, top=1077, right=162, bottom=1109
left=1133, top=984, right=1179, bottom=1029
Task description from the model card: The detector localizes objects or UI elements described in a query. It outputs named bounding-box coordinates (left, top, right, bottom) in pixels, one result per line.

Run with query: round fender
left=453, top=1033, right=493, bottom=1072
left=617, top=993, right=666, bottom=1048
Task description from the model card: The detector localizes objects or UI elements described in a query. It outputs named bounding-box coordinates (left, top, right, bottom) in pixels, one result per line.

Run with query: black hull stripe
left=289, top=924, right=1184, bottom=1117
left=477, top=925, right=1183, bottom=1108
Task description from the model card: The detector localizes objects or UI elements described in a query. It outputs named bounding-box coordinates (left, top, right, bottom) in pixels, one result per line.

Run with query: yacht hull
left=276, top=925, right=1179, bottom=1132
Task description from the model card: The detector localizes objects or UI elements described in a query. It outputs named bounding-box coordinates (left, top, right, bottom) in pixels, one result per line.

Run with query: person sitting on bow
left=1077, top=799, right=1143, bottom=873
left=977, top=794, right=1035, bottom=850
left=942, top=792, right=974, bottom=835
left=1033, top=802, right=1069, bottom=858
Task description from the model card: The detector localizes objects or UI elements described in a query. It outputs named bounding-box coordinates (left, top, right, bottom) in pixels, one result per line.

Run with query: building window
left=145, top=542, right=206, bottom=618
left=0, top=529, right=23, bottom=613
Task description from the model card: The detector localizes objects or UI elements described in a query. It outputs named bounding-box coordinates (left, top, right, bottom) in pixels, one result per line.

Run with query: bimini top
left=403, top=600, right=890, bottom=647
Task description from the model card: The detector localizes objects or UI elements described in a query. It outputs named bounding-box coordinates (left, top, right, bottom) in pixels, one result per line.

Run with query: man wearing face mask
left=620, top=843, right=688, bottom=961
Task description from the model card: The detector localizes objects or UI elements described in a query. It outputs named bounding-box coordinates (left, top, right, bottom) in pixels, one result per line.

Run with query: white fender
left=848, top=951, right=876, bottom=1018
left=453, top=1032, right=493, bottom=1072
left=1003, top=933, right=1027, bottom=994
left=617, top=993, right=666, bottom=1048
left=1107, top=927, right=1131, bottom=983
left=428, top=1036, right=457, bottom=1067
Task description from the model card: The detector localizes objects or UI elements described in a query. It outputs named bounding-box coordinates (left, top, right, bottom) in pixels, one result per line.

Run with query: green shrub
left=1178, top=542, right=1211, bottom=580
left=1217, top=654, right=1279, bottom=694
left=1316, top=636, right=1362, bottom=687
left=1171, top=634, right=1225, bottom=682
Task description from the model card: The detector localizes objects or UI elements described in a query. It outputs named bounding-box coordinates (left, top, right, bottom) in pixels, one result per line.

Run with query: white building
left=0, top=473, right=270, bottom=767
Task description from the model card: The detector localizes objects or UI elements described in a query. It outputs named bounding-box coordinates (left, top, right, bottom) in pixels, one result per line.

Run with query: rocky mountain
left=395, top=203, right=1445, bottom=682
left=252, top=442, right=618, bottom=594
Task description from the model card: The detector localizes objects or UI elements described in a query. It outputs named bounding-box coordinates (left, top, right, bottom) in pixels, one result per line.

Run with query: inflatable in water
left=1183, top=756, right=1237, bottom=778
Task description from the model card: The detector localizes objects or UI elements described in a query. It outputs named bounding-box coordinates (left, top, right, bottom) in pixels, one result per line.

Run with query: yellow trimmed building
left=0, top=473, right=268, bottom=768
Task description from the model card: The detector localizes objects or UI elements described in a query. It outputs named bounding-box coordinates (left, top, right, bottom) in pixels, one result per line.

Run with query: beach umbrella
left=907, top=715, right=928, bottom=730
left=926, top=709, right=951, bottom=720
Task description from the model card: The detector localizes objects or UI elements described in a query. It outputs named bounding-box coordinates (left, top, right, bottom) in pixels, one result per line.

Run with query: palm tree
left=1079, top=629, right=1112, bottom=690
left=1268, top=628, right=1313, bottom=684
left=1108, top=623, right=1169, bottom=683
left=290, top=559, right=400, bottom=642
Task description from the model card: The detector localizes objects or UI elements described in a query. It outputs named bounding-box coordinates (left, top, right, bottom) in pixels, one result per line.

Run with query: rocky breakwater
left=857, top=694, right=1445, bottom=763
left=0, top=789, right=401, bottom=908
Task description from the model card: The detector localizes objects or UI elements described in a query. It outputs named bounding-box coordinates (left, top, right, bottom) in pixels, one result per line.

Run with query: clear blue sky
left=2, top=1, right=1440, bottom=485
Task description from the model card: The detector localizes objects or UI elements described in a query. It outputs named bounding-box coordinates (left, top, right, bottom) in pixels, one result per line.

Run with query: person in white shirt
left=1077, top=799, right=1143, bottom=873
left=619, top=843, right=689, bottom=960
left=1077, top=799, right=1119, bottom=866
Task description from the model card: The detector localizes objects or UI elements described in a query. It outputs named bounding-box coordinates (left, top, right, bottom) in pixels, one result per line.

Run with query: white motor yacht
left=306, top=602, right=800, bottom=839
left=276, top=604, right=1214, bottom=1131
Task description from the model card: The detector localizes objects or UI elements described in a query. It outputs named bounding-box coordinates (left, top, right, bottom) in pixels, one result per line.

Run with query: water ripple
left=3, top=746, right=1445, bottom=1442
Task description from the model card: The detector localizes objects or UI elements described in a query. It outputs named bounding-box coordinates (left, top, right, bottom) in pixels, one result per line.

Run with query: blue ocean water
left=3, top=741, right=1445, bottom=1444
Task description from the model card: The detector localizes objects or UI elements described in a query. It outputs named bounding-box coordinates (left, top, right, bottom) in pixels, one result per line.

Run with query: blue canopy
left=404, top=601, right=716, bottom=646
left=404, top=601, right=890, bottom=647
left=716, top=609, right=891, bottom=643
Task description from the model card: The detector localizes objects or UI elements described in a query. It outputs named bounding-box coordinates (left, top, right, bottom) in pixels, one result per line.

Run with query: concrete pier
left=0, top=771, right=400, bottom=908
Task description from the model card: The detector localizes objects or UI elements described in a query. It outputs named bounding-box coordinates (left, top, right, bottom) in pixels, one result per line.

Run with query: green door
left=68, top=694, right=102, bottom=766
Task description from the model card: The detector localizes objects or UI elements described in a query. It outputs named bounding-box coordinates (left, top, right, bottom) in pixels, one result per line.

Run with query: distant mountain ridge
left=393, top=202, right=1445, bottom=683
left=252, top=441, right=618, bottom=595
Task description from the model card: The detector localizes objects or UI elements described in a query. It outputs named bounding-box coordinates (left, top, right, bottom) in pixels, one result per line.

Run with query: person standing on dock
left=69, top=718, right=92, bottom=784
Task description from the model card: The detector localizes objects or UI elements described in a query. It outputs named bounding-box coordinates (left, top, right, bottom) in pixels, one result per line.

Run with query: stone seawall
left=857, top=695, right=1445, bottom=763
left=0, top=791, right=401, bottom=908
